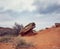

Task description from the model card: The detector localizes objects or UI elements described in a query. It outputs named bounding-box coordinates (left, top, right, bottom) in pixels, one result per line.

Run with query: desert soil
left=0, top=27, right=60, bottom=49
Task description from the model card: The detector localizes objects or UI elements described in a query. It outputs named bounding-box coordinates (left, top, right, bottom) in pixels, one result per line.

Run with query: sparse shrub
left=13, top=22, right=24, bottom=35
left=16, top=39, right=35, bottom=49
left=0, top=35, right=36, bottom=49
left=0, top=36, right=13, bottom=43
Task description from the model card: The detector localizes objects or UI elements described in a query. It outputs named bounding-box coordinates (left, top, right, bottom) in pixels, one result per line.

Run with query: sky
left=0, top=0, right=60, bottom=30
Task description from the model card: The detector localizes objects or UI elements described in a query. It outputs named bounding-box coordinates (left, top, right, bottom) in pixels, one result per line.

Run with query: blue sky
left=0, top=0, right=60, bottom=30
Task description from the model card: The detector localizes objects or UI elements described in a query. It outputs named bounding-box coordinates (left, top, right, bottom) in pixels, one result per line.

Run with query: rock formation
left=0, top=22, right=36, bottom=36
left=19, top=22, right=36, bottom=36
left=0, top=27, right=18, bottom=36
left=55, top=23, right=60, bottom=27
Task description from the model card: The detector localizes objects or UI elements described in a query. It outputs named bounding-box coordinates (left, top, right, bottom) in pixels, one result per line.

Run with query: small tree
left=13, top=23, right=24, bottom=34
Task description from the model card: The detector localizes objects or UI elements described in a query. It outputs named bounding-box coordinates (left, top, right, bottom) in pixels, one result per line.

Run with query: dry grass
left=0, top=35, right=36, bottom=49
left=0, top=37, right=12, bottom=43
left=16, top=39, right=35, bottom=49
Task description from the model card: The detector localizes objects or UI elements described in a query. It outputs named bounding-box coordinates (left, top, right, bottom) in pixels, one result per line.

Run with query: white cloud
left=0, top=0, right=36, bottom=11
left=0, top=0, right=60, bottom=30
left=34, top=0, right=60, bottom=14
left=0, top=13, right=15, bottom=22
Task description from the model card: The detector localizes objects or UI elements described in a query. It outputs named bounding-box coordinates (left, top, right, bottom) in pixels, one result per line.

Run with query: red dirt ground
left=0, top=27, right=60, bottom=49
left=22, top=27, right=60, bottom=49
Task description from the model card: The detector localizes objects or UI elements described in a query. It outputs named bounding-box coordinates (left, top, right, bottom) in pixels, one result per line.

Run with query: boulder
left=19, top=22, right=35, bottom=36
left=55, top=23, right=60, bottom=27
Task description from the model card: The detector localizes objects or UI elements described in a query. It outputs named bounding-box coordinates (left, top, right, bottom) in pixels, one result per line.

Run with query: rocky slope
left=0, top=27, right=60, bottom=49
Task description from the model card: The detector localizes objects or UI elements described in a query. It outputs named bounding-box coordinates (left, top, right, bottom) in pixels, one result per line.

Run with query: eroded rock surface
left=19, top=23, right=36, bottom=36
